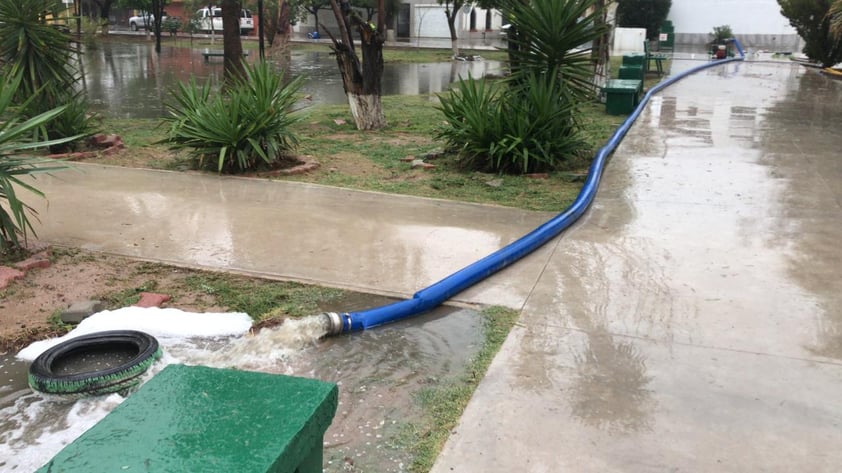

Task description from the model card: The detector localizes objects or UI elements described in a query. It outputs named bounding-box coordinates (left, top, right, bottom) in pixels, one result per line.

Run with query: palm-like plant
left=0, top=0, right=77, bottom=109
left=0, top=73, right=72, bottom=251
left=0, top=0, right=97, bottom=149
left=162, top=61, right=304, bottom=173
left=436, top=0, right=606, bottom=174
left=500, top=0, right=609, bottom=101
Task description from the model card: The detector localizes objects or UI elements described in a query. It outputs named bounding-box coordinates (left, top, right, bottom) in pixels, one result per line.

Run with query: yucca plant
left=500, top=0, right=608, bottom=102
left=162, top=61, right=305, bottom=173
left=436, top=0, right=605, bottom=175
left=0, top=0, right=98, bottom=147
left=435, top=74, right=503, bottom=168
left=0, top=73, right=72, bottom=251
left=437, top=70, right=586, bottom=174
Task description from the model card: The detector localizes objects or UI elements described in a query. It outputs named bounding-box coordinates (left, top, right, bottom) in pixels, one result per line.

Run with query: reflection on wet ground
left=0, top=293, right=484, bottom=472
left=81, top=40, right=504, bottom=119
left=431, top=59, right=842, bottom=471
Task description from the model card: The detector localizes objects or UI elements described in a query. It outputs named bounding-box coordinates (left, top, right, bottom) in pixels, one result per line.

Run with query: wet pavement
left=431, top=60, right=842, bottom=471
left=25, top=58, right=842, bottom=470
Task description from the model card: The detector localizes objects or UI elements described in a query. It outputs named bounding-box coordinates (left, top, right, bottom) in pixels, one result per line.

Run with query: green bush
left=710, top=25, right=733, bottom=44
left=436, top=71, right=586, bottom=174
left=436, top=0, right=604, bottom=175
left=0, top=0, right=95, bottom=148
left=162, top=61, right=304, bottom=173
left=162, top=17, right=181, bottom=35
left=45, top=92, right=100, bottom=153
left=0, top=73, right=71, bottom=250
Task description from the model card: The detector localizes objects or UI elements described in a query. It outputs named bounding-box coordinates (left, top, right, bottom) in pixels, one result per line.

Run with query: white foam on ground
left=3, top=310, right=334, bottom=472
left=17, top=307, right=253, bottom=361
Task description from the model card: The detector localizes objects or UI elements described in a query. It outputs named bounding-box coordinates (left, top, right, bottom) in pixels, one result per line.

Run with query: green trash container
left=604, top=79, right=641, bottom=115
left=622, top=53, right=646, bottom=66
left=619, top=64, right=644, bottom=81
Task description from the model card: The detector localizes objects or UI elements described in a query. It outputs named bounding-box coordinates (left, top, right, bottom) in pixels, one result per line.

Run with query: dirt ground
left=0, top=247, right=226, bottom=353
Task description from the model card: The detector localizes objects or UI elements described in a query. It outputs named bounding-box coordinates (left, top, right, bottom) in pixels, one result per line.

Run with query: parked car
left=128, top=12, right=168, bottom=31
left=195, top=7, right=254, bottom=35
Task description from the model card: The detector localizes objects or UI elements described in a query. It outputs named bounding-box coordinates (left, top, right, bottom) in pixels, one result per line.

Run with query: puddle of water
left=51, top=345, right=139, bottom=376
left=0, top=293, right=483, bottom=472
left=81, top=40, right=505, bottom=119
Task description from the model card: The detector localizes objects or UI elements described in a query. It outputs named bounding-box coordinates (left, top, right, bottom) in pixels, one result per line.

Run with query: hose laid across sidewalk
left=325, top=39, right=746, bottom=335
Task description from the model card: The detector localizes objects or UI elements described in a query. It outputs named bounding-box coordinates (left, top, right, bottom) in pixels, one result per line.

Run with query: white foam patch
left=17, top=307, right=253, bottom=361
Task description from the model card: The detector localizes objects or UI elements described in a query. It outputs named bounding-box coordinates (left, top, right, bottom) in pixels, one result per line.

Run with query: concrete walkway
left=28, top=59, right=842, bottom=470
left=431, top=61, right=842, bottom=471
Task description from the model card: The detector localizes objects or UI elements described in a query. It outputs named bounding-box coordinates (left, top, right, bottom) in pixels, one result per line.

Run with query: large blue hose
left=330, top=39, right=746, bottom=334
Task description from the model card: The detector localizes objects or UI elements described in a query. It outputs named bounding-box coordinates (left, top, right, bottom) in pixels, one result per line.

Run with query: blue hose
left=330, top=39, right=746, bottom=334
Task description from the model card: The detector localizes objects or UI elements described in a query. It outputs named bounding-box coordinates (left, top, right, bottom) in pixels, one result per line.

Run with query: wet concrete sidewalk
left=431, top=61, right=842, bottom=471
left=29, top=166, right=557, bottom=309
left=28, top=59, right=842, bottom=470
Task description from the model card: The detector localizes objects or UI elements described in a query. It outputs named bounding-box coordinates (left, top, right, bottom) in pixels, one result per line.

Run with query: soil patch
left=0, top=247, right=228, bottom=353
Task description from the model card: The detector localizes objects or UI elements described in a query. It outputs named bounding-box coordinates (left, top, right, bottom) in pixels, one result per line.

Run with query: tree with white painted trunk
left=325, top=0, right=386, bottom=130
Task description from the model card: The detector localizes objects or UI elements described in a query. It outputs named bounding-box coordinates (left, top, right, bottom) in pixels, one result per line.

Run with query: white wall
left=667, top=0, right=803, bottom=49
left=669, top=0, right=795, bottom=36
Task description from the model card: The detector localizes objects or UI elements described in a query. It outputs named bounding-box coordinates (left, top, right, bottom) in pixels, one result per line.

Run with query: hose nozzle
left=323, top=312, right=346, bottom=336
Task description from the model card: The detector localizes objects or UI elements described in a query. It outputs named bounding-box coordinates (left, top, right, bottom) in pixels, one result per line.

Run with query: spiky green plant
left=0, top=73, right=72, bottom=250
left=436, top=0, right=604, bottom=175
left=162, top=61, right=305, bottom=173
left=500, top=0, right=608, bottom=101
left=0, top=0, right=98, bottom=147
left=437, top=70, right=587, bottom=174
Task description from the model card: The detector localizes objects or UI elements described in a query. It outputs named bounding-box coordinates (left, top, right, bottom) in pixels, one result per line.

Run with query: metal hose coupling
left=323, top=312, right=349, bottom=336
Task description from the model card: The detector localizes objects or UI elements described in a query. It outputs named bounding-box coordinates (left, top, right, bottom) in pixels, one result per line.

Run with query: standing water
left=81, top=40, right=505, bottom=119
left=0, top=295, right=484, bottom=472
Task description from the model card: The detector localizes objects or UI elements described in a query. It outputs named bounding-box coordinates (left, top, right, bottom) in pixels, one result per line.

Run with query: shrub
left=0, top=0, right=95, bottom=148
left=779, top=0, right=842, bottom=68
left=0, top=73, right=71, bottom=250
left=162, top=61, right=304, bottom=173
left=45, top=92, right=100, bottom=153
left=436, top=70, right=586, bottom=174
left=436, top=0, right=605, bottom=175
left=710, top=25, right=733, bottom=44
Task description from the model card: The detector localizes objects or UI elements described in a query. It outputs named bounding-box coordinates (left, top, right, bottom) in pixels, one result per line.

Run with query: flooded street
left=1, top=292, right=485, bottom=472
left=80, top=39, right=504, bottom=119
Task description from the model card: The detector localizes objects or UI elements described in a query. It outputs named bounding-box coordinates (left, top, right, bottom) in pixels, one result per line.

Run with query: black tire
left=130, top=22, right=139, bottom=31
left=29, top=330, right=161, bottom=396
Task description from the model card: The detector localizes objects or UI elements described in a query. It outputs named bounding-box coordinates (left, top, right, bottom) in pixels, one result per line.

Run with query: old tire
left=29, top=330, right=161, bottom=396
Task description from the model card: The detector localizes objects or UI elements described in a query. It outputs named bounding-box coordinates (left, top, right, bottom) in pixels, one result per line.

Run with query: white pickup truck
left=196, top=7, right=254, bottom=35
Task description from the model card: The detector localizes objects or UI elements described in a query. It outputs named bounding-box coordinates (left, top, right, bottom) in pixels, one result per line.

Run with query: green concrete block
left=37, top=364, right=338, bottom=473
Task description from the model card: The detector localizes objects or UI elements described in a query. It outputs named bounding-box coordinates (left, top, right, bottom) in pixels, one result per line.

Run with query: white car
left=128, top=12, right=167, bottom=31
left=195, top=7, right=254, bottom=35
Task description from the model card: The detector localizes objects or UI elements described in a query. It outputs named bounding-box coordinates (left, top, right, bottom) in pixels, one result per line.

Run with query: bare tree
left=325, top=0, right=386, bottom=130
left=438, top=0, right=468, bottom=57
left=268, top=0, right=294, bottom=74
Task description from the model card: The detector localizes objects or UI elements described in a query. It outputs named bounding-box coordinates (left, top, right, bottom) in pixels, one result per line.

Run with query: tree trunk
left=92, top=0, right=112, bottom=35
left=327, top=0, right=386, bottom=130
left=222, top=0, right=246, bottom=84
left=590, top=0, right=612, bottom=95
left=152, top=0, right=164, bottom=54
left=447, top=7, right=458, bottom=57
left=270, top=0, right=292, bottom=74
